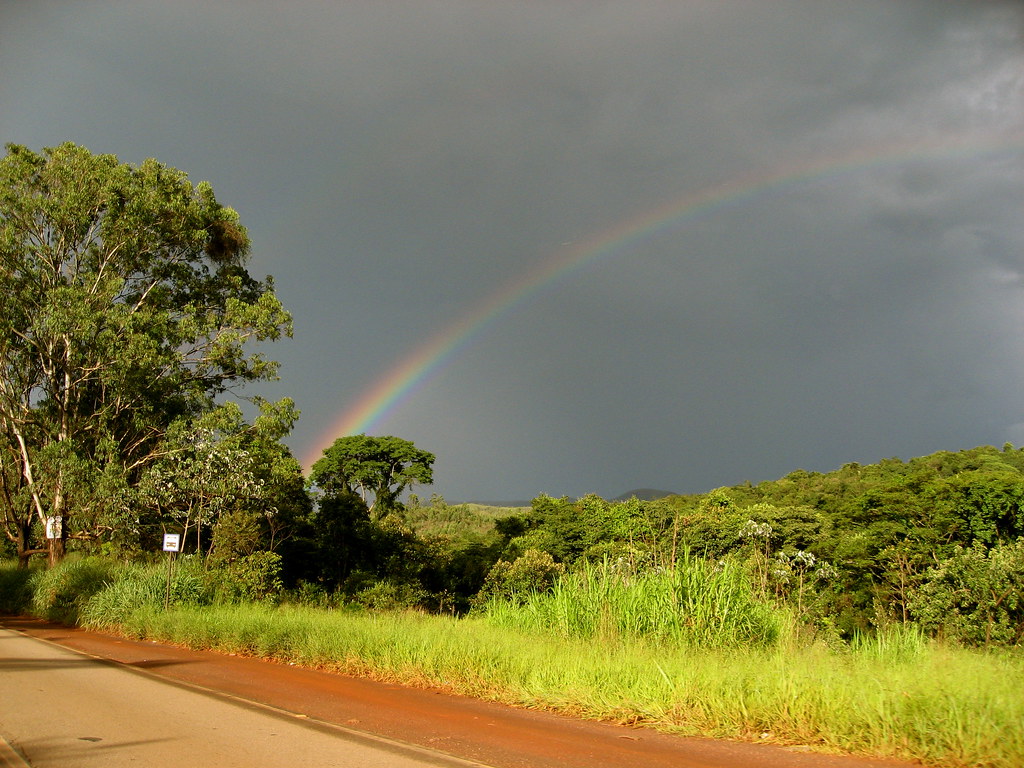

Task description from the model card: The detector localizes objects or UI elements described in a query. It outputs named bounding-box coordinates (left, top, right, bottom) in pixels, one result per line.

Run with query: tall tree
left=0, top=142, right=292, bottom=565
left=310, top=434, right=434, bottom=519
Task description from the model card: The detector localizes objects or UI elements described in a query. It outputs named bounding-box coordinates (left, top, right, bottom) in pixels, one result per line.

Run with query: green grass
left=28, top=555, right=121, bottom=624
left=484, top=555, right=781, bottom=647
left=4, top=557, right=1022, bottom=767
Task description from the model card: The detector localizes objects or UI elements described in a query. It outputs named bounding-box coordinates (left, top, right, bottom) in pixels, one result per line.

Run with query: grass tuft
left=29, top=556, right=120, bottom=624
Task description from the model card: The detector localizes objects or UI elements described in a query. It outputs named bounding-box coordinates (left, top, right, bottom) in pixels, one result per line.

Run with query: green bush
left=0, top=562, right=37, bottom=614
left=475, top=548, right=565, bottom=606
left=286, top=580, right=341, bottom=608
left=909, top=540, right=1024, bottom=646
left=210, top=551, right=284, bottom=604
left=353, top=578, right=428, bottom=610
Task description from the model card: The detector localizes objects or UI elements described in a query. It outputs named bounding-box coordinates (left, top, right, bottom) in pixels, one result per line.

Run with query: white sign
left=45, top=516, right=62, bottom=540
left=162, top=533, right=181, bottom=552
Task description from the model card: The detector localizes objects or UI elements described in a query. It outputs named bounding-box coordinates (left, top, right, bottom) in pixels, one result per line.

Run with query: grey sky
left=2, top=1, right=1022, bottom=501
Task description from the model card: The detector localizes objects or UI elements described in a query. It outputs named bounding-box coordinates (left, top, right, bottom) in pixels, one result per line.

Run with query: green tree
left=505, top=494, right=613, bottom=565
left=283, top=488, right=370, bottom=589
left=909, top=540, right=1024, bottom=646
left=0, top=142, right=292, bottom=565
left=133, top=398, right=306, bottom=560
left=309, top=434, right=434, bottom=519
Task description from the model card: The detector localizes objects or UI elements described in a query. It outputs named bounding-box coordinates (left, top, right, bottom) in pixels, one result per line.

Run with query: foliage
left=509, top=494, right=611, bottom=562
left=768, top=549, right=839, bottom=620
left=908, top=540, right=1024, bottom=646
left=282, top=486, right=501, bottom=613
left=209, top=551, right=284, bottom=604
left=0, top=560, right=37, bottom=613
left=0, top=142, right=292, bottom=564
left=280, top=489, right=370, bottom=588
left=476, top=548, right=565, bottom=605
left=123, top=393, right=306, bottom=560
left=6, top=552, right=1024, bottom=765
left=18, top=434, right=1024, bottom=653
left=23, top=552, right=286, bottom=628
left=651, top=445, right=1024, bottom=638
left=351, top=578, right=429, bottom=611
left=404, top=494, right=506, bottom=537
left=286, top=580, right=341, bottom=609
left=279, top=443, right=1024, bottom=639
left=309, top=434, right=434, bottom=518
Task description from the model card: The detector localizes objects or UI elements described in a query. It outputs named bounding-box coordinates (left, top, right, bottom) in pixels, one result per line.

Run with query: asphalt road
left=0, top=625, right=485, bottom=768
left=0, top=618, right=916, bottom=768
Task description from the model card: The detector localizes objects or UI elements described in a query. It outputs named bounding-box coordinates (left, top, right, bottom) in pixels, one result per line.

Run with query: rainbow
left=301, top=131, right=1024, bottom=469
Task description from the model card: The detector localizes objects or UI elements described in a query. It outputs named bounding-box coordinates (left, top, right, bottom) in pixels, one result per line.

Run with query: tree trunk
left=16, top=520, right=31, bottom=569
left=47, top=532, right=66, bottom=567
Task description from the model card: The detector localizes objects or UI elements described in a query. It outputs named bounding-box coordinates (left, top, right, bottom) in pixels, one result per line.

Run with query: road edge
left=0, top=736, right=31, bottom=768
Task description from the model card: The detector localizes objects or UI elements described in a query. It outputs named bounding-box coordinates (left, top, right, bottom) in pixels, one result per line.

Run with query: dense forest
left=260, top=442, right=1021, bottom=646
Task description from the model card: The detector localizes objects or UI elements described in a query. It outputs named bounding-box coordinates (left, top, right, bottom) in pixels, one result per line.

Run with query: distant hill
left=612, top=488, right=677, bottom=501
left=465, top=501, right=533, bottom=509
left=466, top=489, right=679, bottom=507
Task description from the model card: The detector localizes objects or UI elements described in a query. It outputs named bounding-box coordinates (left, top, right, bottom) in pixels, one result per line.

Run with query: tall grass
left=484, top=555, right=781, bottom=647
left=77, top=561, right=165, bottom=628
left=77, top=556, right=219, bottom=629
left=28, top=556, right=121, bottom=624
left=8, top=555, right=214, bottom=630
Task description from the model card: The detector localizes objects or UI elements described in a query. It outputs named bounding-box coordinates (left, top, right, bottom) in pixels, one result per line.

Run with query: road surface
left=0, top=622, right=484, bottom=768
left=0, top=618, right=915, bottom=768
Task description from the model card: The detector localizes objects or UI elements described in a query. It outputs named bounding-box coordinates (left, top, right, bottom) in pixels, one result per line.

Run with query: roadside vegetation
left=3, top=552, right=1022, bottom=768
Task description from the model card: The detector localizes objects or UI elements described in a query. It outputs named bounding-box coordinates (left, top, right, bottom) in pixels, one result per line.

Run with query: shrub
left=287, top=580, right=341, bottom=608
left=475, top=548, right=565, bottom=606
left=210, top=551, right=284, bottom=604
left=908, top=539, right=1024, bottom=646
left=353, top=578, right=428, bottom=611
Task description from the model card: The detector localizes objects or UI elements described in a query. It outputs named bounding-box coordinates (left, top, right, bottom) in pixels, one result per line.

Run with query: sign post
left=162, top=533, right=181, bottom=610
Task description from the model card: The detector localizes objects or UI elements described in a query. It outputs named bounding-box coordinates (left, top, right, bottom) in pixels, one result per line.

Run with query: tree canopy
left=0, top=142, right=293, bottom=564
left=310, top=434, right=434, bottom=518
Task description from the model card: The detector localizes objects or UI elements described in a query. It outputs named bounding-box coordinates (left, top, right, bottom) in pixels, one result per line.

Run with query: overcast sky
left=2, top=1, right=1023, bottom=501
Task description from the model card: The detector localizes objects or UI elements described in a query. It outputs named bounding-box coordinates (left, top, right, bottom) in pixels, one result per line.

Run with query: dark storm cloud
left=1, top=1, right=1021, bottom=499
